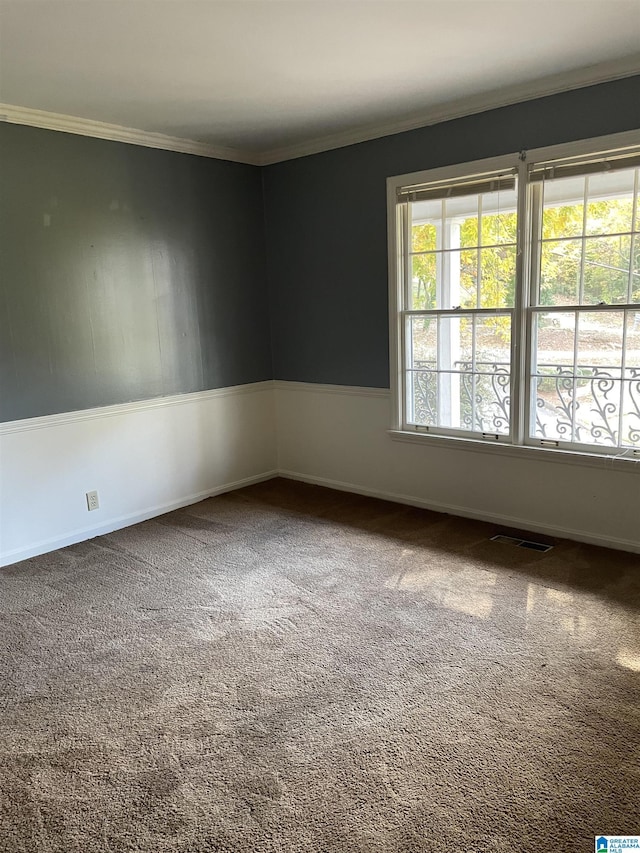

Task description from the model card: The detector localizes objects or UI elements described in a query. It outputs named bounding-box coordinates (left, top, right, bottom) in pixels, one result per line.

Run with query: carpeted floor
left=1, top=478, right=639, bottom=852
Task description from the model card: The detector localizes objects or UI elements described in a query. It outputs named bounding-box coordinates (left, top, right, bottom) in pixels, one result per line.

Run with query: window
left=388, top=133, right=640, bottom=459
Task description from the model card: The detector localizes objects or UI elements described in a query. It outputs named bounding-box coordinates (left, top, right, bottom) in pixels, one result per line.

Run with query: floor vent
left=490, top=534, right=553, bottom=553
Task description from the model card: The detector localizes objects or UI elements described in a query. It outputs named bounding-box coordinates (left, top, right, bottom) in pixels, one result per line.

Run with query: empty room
left=1, top=1, right=640, bottom=850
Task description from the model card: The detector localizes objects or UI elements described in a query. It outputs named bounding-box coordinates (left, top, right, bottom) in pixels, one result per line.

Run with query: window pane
left=407, top=177, right=518, bottom=317
left=480, top=188, right=518, bottom=245
left=459, top=212, right=479, bottom=249
left=473, top=315, right=511, bottom=434
left=621, top=378, right=640, bottom=447
left=411, top=250, right=480, bottom=310
left=407, top=365, right=511, bottom=434
left=411, top=198, right=441, bottom=252
left=576, top=376, right=622, bottom=447
left=532, top=373, right=623, bottom=448
left=585, top=168, right=636, bottom=236
left=540, top=239, right=581, bottom=306
left=408, top=316, right=473, bottom=371
left=407, top=316, right=437, bottom=369
left=531, top=309, right=635, bottom=449
left=538, top=169, right=639, bottom=310
left=541, top=175, right=585, bottom=240
left=626, top=311, right=640, bottom=375
left=408, top=369, right=466, bottom=430
left=583, top=235, right=631, bottom=304
left=575, top=312, right=624, bottom=447
left=480, top=245, right=516, bottom=308
left=458, top=249, right=478, bottom=308
left=439, top=315, right=473, bottom=370
left=533, top=312, right=576, bottom=373
left=411, top=246, right=516, bottom=311
left=475, top=314, right=511, bottom=367
left=411, top=221, right=438, bottom=254
left=471, top=366, right=511, bottom=434
left=408, top=370, right=438, bottom=426
left=576, top=312, right=623, bottom=376
left=455, top=190, right=518, bottom=248
left=531, top=374, right=576, bottom=442
left=411, top=254, right=437, bottom=310
left=406, top=313, right=511, bottom=435
left=622, top=312, right=640, bottom=445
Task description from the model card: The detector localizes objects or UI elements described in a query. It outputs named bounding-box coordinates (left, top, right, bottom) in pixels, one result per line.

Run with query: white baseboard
left=278, top=470, right=640, bottom=554
left=274, top=382, right=640, bottom=555
left=2, top=470, right=278, bottom=567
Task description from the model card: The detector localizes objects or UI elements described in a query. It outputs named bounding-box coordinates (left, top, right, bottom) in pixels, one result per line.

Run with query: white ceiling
left=0, top=0, right=639, bottom=163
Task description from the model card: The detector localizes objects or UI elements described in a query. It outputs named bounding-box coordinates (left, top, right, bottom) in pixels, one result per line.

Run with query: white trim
left=2, top=59, right=638, bottom=166
left=388, top=183, right=403, bottom=430
left=0, top=381, right=274, bottom=435
left=388, top=429, right=639, bottom=473
left=272, top=380, right=390, bottom=399
left=257, top=57, right=640, bottom=165
left=0, top=470, right=278, bottom=567
left=0, top=103, right=260, bottom=165
left=278, top=470, right=640, bottom=555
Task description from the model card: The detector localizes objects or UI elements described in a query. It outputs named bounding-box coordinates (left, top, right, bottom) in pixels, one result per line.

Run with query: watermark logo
left=595, top=838, right=640, bottom=852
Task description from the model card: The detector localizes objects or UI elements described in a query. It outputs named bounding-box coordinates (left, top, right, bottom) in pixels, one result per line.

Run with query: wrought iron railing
left=412, top=359, right=640, bottom=447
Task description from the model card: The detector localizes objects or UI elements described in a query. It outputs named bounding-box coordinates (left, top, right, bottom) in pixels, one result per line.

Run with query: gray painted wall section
left=2, top=77, right=640, bottom=422
left=0, top=124, right=271, bottom=422
left=263, top=76, right=640, bottom=388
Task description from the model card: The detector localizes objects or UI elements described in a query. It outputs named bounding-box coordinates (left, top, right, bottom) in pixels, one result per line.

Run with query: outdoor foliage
left=540, top=199, right=639, bottom=305
left=411, top=195, right=639, bottom=312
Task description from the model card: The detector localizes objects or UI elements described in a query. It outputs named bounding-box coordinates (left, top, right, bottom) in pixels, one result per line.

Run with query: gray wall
left=2, top=77, right=640, bottom=422
left=0, top=123, right=271, bottom=422
left=263, top=75, right=640, bottom=388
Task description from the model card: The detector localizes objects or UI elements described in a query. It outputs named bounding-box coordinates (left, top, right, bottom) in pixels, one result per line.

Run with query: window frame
left=387, top=129, right=640, bottom=466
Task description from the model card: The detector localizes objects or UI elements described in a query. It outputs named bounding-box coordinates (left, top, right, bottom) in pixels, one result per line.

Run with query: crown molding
left=1, top=55, right=638, bottom=167
left=256, top=55, right=640, bottom=166
left=0, top=103, right=260, bottom=165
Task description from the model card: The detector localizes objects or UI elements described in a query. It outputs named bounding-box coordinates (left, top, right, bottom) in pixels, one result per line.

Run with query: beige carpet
left=1, top=479, right=639, bottom=852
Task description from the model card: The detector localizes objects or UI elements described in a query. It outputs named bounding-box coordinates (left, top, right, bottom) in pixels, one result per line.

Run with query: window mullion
left=571, top=176, right=586, bottom=445
left=471, top=316, right=477, bottom=431
left=571, top=309, right=579, bottom=444
left=515, top=160, right=535, bottom=446
left=618, top=313, right=629, bottom=446
left=525, top=181, right=544, bottom=447
left=628, top=168, right=639, bottom=304
left=402, top=204, right=411, bottom=429
left=476, top=195, right=482, bottom=310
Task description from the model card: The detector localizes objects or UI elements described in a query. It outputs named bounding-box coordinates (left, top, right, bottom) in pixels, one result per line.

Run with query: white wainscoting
left=274, top=381, right=640, bottom=554
left=3, top=379, right=638, bottom=566
left=0, top=382, right=277, bottom=567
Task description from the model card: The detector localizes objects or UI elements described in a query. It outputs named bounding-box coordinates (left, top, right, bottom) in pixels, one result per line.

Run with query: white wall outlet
left=86, top=490, right=99, bottom=511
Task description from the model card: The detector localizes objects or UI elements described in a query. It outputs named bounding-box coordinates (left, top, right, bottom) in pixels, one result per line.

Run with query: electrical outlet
left=86, top=490, right=99, bottom=511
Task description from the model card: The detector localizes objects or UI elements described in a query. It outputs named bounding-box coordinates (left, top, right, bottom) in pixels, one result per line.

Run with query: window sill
left=387, top=429, right=640, bottom=473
